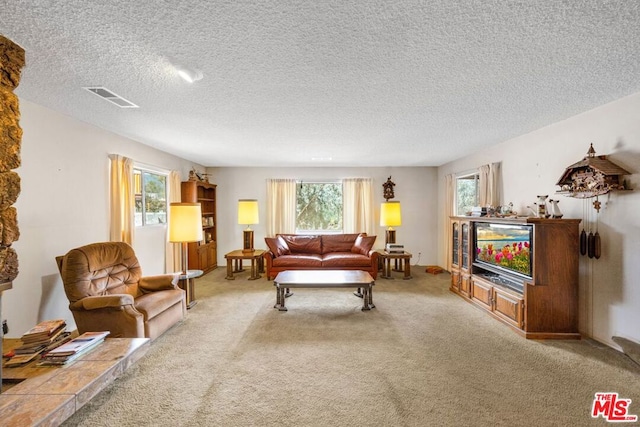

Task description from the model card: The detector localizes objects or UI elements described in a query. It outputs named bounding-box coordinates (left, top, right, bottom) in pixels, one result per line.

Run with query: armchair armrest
left=71, top=294, right=135, bottom=311
left=139, top=274, right=179, bottom=292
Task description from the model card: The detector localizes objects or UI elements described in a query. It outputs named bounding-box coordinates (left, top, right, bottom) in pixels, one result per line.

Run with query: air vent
left=83, top=86, right=139, bottom=108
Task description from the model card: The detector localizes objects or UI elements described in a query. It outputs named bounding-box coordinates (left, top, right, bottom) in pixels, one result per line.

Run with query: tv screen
left=473, top=222, right=533, bottom=279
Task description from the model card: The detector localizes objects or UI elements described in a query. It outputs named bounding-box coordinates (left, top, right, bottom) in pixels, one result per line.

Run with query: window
left=296, top=181, right=343, bottom=233
left=456, top=172, right=479, bottom=215
left=134, top=169, right=167, bottom=226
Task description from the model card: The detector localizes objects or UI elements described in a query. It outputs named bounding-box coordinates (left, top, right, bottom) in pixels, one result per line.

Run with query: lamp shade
left=380, top=201, right=402, bottom=227
left=238, top=199, right=259, bottom=225
left=169, top=203, right=203, bottom=243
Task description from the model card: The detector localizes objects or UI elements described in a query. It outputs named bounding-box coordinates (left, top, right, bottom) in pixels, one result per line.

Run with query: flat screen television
left=473, top=222, right=533, bottom=280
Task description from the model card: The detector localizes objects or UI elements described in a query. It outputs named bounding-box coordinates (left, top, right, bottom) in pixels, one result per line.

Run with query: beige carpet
left=63, top=267, right=640, bottom=427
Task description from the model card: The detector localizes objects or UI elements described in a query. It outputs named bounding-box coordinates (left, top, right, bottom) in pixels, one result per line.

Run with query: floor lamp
left=169, top=203, right=203, bottom=305
left=238, top=199, right=259, bottom=252
left=380, top=201, right=402, bottom=246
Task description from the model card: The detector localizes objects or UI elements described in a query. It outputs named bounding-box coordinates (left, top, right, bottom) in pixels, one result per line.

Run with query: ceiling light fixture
left=176, top=67, right=203, bottom=83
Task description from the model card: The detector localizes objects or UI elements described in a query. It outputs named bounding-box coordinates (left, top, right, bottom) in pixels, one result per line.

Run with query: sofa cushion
left=351, top=235, right=377, bottom=255
left=322, top=252, right=372, bottom=267
left=265, top=236, right=290, bottom=256
left=272, top=254, right=323, bottom=267
left=321, top=233, right=361, bottom=254
left=279, top=235, right=321, bottom=254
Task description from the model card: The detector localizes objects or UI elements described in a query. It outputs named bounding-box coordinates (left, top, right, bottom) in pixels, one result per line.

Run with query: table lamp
left=238, top=199, right=259, bottom=252
left=169, top=202, right=203, bottom=276
left=380, top=201, right=402, bottom=246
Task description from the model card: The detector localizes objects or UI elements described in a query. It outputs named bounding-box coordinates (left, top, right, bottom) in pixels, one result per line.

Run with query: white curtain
left=478, top=162, right=501, bottom=208
left=165, top=170, right=182, bottom=273
left=445, top=174, right=455, bottom=271
left=109, top=154, right=134, bottom=244
left=343, top=178, right=375, bottom=235
left=266, top=179, right=297, bottom=236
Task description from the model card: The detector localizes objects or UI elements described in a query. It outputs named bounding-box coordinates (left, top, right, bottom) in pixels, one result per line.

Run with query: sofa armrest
left=368, top=249, right=379, bottom=265
left=72, top=294, right=135, bottom=311
left=139, top=274, right=179, bottom=292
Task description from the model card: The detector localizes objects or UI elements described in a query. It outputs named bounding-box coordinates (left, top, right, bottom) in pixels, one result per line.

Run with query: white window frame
left=455, top=170, right=479, bottom=216
left=134, top=165, right=169, bottom=227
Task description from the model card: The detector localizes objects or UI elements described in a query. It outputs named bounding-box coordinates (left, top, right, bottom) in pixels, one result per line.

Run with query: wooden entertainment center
left=450, top=216, right=581, bottom=339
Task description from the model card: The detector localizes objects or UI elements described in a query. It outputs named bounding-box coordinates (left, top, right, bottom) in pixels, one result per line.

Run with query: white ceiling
left=2, top=1, right=640, bottom=167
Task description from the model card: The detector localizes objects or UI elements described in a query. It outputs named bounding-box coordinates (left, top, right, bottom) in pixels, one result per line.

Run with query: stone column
left=0, top=34, right=25, bottom=392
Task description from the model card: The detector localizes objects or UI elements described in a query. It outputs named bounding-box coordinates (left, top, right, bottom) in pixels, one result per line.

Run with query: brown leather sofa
left=56, top=242, right=186, bottom=340
left=264, top=233, right=378, bottom=280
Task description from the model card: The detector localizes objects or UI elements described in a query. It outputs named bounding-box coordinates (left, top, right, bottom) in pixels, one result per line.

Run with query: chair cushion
left=61, top=242, right=141, bottom=302
left=134, top=288, right=184, bottom=320
left=351, top=235, right=376, bottom=255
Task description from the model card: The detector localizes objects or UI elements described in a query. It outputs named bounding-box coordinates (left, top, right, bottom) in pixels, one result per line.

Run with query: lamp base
left=385, top=229, right=396, bottom=246
left=243, top=229, right=254, bottom=252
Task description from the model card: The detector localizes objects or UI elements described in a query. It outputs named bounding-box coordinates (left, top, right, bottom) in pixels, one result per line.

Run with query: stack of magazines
left=3, top=319, right=72, bottom=367
left=38, top=331, right=110, bottom=366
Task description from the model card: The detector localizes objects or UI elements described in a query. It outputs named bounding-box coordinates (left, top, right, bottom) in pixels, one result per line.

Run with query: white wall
left=5, top=100, right=202, bottom=337
left=437, top=92, right=640, bottom=349
left=207, top=167, right=438, bottom=269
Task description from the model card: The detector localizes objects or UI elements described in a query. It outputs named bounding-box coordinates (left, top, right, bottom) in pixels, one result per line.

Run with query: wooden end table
left=175, top=269, right=203, bottom=309
left=377, top=250, right=412, bottom=279
left=225, top=249, right=265, bottom=280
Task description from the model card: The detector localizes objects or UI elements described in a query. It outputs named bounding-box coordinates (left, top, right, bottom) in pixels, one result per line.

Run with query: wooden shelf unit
left=450, top=216, right=581, bottom=339
left=181, top=180, right=217, bottom=273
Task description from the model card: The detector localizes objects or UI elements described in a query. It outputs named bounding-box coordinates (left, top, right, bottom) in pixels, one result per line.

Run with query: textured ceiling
left=2, top=1, right=640, bottom=167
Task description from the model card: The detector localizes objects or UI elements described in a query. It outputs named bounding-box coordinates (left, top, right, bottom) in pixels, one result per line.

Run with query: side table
left=175, top=269, right=203, bottom=309
left=377, top=250, right=412, bottom=279
left=225, top=249, right=265, bottom=280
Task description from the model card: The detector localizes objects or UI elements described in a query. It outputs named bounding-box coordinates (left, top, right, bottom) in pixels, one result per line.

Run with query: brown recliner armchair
left=56, top=242, right=186, bottom=340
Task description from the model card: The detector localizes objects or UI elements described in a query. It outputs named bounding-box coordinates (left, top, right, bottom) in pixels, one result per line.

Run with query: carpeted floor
left=63, top=267, right=640, bottom=427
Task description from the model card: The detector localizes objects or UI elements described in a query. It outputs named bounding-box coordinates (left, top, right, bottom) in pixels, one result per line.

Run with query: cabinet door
left=198, top=245, right=208, bottom=270
left=450, top=269, right=460, bottom=292
left=493, top=287, right=524, bottom=329
left=461, top=222, right=470, bottom=271
left=471, top=279, right=492, bottom=310
left=451, top=222, right=460, bottom=268
left=460, top=274, right=471, bottom=297
left=207, top=242, right=217, bottom=269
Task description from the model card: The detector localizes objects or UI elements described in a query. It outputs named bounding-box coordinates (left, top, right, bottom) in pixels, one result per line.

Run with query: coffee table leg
left=368, top=283, right=375, bottom=308
left=278, top=286, right=288, bottom=311
left=353, top=287, right=363, bottom=298
left=274, top=283, right=280, bottom=308
left=361, top=286, right=370, bottom=311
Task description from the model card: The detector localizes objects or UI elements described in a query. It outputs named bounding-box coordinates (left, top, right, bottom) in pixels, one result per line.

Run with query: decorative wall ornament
left=556, top=144, right=632, bottom=259
left=382, top=176, right=395, bottom=200
left=556, top=143, right=631, bottom=211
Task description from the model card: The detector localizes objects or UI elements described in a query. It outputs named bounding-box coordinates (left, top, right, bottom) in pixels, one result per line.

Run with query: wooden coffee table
left=273, top=270, right=375, bottom=311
